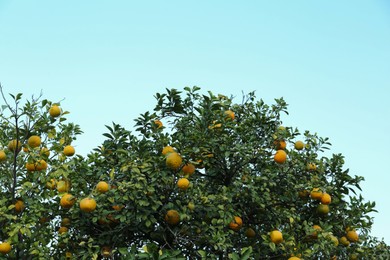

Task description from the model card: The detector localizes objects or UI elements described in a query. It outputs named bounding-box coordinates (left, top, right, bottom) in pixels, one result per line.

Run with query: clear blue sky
left=1, top=1, right=389, bottom=243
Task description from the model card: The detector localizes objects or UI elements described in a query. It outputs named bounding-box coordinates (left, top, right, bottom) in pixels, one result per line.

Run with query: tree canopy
left=0, top=86, right=388, bottom=259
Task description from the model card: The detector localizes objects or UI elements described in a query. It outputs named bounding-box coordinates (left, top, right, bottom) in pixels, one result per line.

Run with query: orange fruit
left=0, top=150, right=6, bottom=162
left=61, top=217, right=71, bottom=227
left=307, top=163, right=317, bottom=171
left=317, top=204, right=330, bottom=215
left=288, top=257, right=301, bottom=260
left=177, top=178, right=190, bottom=190
left=166, top=152, right=182, bottom=170
left=0, top=242, right=11, bottom=255
left=162, top=146, right=175, bottom=155
left=26, top=162, right=36, bottom=172
left=35, top=159, right=48, bottom=171
left=321, top=193, right=332, bottom=205
left=8, top=140, right=22, bottom=152
left=49, top=105, right=61, bottom=117
left=311, top=225, right=322, bottom=238
left=14, top=200, right=25, bottom=213
left=224, top=110, right=235, bottom=120
left=60, top=193, right=75, bottom=209
left=310, top=188, right=323, bottom=200
left=245, top=227, right=256, bottom=238
left=164, top=209, right=180, bottom=226
left=58, top=226, right=68, bottom=234
left=27, top=135, right=41, bottom=148
left=154, top=120, right=163, bottom=128
left=294, top=141, right=304, bottom=150
left=96, top=181, right=110, bottom=193
left=339, top=236, right=350, bottom=246
left=80, top=197, right=97, bottom=213
left=63, top=145, right=75, bottom=156
left=346, top=230, right=359, bottom=242
left=56, top=180, right=70, bottom=193
left=229, top=216, right=243, bottom=231
left=275, top=140, right=286, bottom=150
left=181, top=163, right=196, bottom=175
left=270, top=230, right=283, bottom=244
left=274, top=150, right=287, bottom=164
left=112, top=205, right=124, bottom=211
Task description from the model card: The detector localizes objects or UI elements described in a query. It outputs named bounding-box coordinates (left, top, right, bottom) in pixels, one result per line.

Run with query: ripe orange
left=49, top=105, right=61, bottom=117
left=321, top=193, right=332, bottom=205
left=35, top=159, right=48, bottom=171
left=162, top=146, right=175, bottom=155
left=229, top=216, right=243, bottom=231
left=294, top=141, right=304, bottom=150
left=245, top=227, right=256, bottom=238
left=270, top=230, right=283, bottom=244
left=307, top=163, right=317, bottom=171
left=177, top=178, right=190, bottom=190
left=0, top=242, right=11, bottom=255
left=317, top=204, right=330, bottom=215
left=224, top=110, right=235, bottom=120
left=181, top=163, right=196, bottom=175
left=274, top=150, right=287, bottom=164
left=112, top=205, right=124, bottom=211
left=63, top=145, right=75, bottom=156
left=60, top=193, right=75, bottom=209
left=58, top=226, right=68, bottom=234
left=27, top=135, right=41, bottom=148
left=8, top=140, right=22, bottom=152
left=311, top=225, right=322, bottom=238
left=346, top=230, right=359, bottom=242
left=0, top=150, right=6, bottom=162
left=26, top=162, right=36, bottom=172
left=310, top=188, right=323, bottom=200
left=80, top=197, right=97, bottom=213
left=165, top=209, right=180, bottom=225
left=339, top=236, right=350, bottom=246
left=275, top=140, right=286, bottom=150
left=14, top=200, right=25, bottom=213
left=154, top=120, right=163, bottom=128
left=57, top=180, right=70, bottom=192
left=166, top=152, right=182, bottom=170
left=288, top=257, right=301, bottom=260
left=96, top=181, right=110, bottom=193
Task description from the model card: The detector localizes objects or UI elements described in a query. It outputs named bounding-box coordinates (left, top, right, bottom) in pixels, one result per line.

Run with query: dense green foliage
left=0, top=86, right=389, bottom=259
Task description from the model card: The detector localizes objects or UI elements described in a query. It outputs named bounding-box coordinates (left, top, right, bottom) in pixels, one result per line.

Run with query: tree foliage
left=0, top=85, right=389, bottom=259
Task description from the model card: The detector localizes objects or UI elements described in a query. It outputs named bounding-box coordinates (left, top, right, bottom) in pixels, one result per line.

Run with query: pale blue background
left=0, top=1, right=389, bottom=244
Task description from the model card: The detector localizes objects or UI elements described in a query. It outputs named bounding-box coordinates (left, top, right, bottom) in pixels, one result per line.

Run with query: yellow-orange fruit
left=165, top=209, right=180, bottom=226
left=63, top=145, right=75, bottom=156
left=79, top=197, right=97, bottom=213
left=229, top=216, right=243, bottom=231
left=27, top=135, right=41, bottom=148
left=49, top=105, right=61, bottom=117
left=96, top=181, right=110, bottom=193
left=181, top=163, right=196, bottom=175
left=177, top=178, right=190, bottom=190
left=274, top=150, right=287, bottom=164
left=270, top=230, right=283, bottom=244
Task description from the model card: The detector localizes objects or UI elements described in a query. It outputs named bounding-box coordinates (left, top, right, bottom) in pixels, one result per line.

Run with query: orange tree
left=0, top=85, right=389, bottom=259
